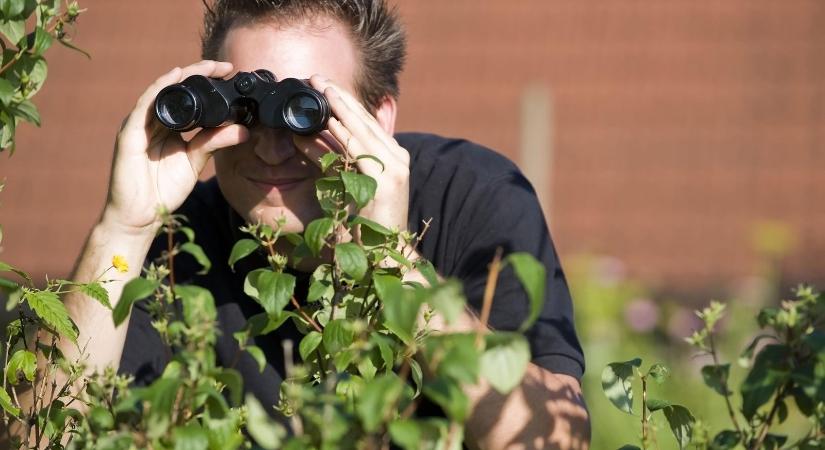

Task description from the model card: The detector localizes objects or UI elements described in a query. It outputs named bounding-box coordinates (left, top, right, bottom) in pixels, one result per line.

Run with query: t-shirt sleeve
left=452, top=170, right=585, bottom=380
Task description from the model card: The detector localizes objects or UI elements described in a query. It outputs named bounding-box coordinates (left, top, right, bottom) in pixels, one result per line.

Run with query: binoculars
left=153, top=69, right=330, bottom=135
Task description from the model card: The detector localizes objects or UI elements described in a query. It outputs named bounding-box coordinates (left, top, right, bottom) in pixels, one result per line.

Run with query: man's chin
left=245, top=206, right=313, bottom=234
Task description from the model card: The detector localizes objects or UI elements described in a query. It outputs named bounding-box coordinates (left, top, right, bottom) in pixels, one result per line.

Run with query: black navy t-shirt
left=120, top=132, right=585, bottom=412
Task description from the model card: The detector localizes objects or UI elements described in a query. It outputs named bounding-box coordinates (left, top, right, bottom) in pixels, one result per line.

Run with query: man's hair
left=201, top=0, right=406, bottom=111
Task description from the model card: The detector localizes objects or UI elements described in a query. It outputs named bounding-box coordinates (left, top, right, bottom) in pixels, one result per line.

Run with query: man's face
left=215, top=17, right=360, bottom=232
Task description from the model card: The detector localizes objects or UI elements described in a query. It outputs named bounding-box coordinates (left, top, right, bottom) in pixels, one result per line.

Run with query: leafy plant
left=0, top=123, right=547, bottom=447
left=0, top=0, right=87, bottom=153
left=606, top=288, right=825, bottom=449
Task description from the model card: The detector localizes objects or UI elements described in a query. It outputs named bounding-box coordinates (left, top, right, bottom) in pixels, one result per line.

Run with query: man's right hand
left=102, top=60, right=250, bottom=235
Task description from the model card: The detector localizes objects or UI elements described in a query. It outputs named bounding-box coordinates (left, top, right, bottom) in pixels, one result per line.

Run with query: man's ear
left=373, top=95, right=397, bottom=136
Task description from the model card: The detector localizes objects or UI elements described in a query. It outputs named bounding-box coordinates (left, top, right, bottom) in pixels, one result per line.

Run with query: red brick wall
left=2, top=1, right=823, bottom=291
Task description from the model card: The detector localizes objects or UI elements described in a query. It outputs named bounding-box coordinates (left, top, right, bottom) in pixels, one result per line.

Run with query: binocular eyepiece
left=154, top=69, right=330, bottom=135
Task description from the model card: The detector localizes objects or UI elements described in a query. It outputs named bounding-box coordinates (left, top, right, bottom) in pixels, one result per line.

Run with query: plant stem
left=290, top=296, right=322, bottom=333
left=475, top=247, right=503, bottom=347
left=749, top=383, right=789, bottom=450
left=641, top=375, right=648, bottom=449
left=708, top=332, right=743, bottom=436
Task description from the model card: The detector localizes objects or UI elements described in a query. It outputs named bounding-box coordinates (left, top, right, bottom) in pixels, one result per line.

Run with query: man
left=59, top=1, right=589, bottom=448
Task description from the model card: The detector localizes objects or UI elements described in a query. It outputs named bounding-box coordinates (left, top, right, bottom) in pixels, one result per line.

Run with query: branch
left=475, top=247, right=503, bottom=347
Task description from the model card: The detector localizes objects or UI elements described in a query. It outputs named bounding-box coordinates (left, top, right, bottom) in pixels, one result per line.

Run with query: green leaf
left=323, top=319, right=354, bottom=354
left=0, top=20, right=24, bottom=45
left=6, top=349, right=36, bottom=384
left=601, top=358, right=642, bottom=415
left=174, top=424, right=209, bottom=450
left=0, top=260, right=32, bottom=285
left=113, top=278, right=159, bottom=327
left=710, top=430, right=741, bottom=450
left=25, top=289, right=78, bottom=341
left=647, top=364, right=669, bottom=384
left=319, top=151, right=340, bottom=172
left=423, top=376, right=470, bottom=423
left=375, top=273, right=403, bottom=302
left=177, top=285, right=217, bottom=325
left=333, top=349, right=356, bottom=371
left=357, top=355, right=378, bottom=380
left=662, top=405, right=695, bottom=450
left=298, top=331, right=322, bottom=361
left=738, top=334, right=775, bottom=368
left=409, top=358, right=423, bottom=398
left=245, top=394, right=285, bottom=450
left=382, top=289, right=422, bottom=345
left=142, top=377, right=182, bottom=439
left=180, top=242, right=211, bottom=275
left=349, top=215, right=393, bottom=236
left=315, top=176, right=345, bottom=213
left=425, top=333, right=479, bottom=384
left=741, top=344, right=787, bottom=420
left=0, top=78, right=13, bottom=106
left=480, top=333, right=530, bottom=394
left=80, top=281, right=111, bottom=309
left=505, top=252, right=545, bottom=332
left=246, top=345, right=266, bottom=373
left=646, top=398, right=671, bottom=412
left=389, top=419, right=445, bottom=450
left=335, top=242, right=368, bottom=281
left=341, top=171, right=377, bottom=209
left=701, top=364, right=730, bottom=396
left=371, top=333, right=396, bottom=372
left=7, top=54, right=47, bottom=96
left=0, top=387, right=19, bottom=417
left=357, top=373, right=404, bottom=432
left=427, top=280, right=465, bottom=326
left=30, top=25, right=51, bottom=55
left=212, top=368, right=243, bottom=407
left=1, top=0, right=25, bottom=17
left=245, top=311, right=295, bottom=337
left=205, top=409, right=244, bottom=450
left=259, top=272, right=295, bottom=316
left=617, top=446, right=642, bottom=450
left=762, top=434, right=788, bottom=450
left=304, top=217, right=334, bottom=257
left=228, top=238, right=259, bottom=271
left=414, top=259, right=439, bottom=286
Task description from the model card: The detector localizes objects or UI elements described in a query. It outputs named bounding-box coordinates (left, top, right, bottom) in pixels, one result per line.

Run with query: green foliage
left=0, top=0, right=87, bottom=153
left=605, top=286, right=825, bottom=449
left=0, top=142, right=548, bottom=448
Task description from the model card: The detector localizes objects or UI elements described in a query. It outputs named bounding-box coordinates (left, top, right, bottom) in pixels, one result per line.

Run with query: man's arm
left=405, top=261, right=591, bottom=450
left=301, top=77, right=590, bottom=449
left=3, top=60, right=248, bottom=447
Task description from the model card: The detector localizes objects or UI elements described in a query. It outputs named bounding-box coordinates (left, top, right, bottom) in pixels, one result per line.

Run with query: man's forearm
left=403, top=253, right=591, bottom=450
left=62, top=218, right=156, bottom=371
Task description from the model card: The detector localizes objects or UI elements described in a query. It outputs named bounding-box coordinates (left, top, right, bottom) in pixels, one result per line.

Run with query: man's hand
left=293, top=75, right=409, bottom=233
left=104, top=60, right=250, bottom=235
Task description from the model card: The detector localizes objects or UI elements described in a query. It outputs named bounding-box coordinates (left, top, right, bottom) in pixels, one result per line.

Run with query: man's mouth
left=247, top=176, right=308, bottom=193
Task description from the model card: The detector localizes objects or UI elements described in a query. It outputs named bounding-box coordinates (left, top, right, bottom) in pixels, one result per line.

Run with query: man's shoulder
left=397, top=132, right=521, bottom=181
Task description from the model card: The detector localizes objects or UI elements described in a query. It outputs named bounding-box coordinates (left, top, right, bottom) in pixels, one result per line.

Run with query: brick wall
left=1, top=0, right=822, bottom=292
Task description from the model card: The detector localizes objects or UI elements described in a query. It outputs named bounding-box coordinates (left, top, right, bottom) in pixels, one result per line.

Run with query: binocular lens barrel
left=284, top=93, right=325, bottom=134
left=155, top=86, right=200, bottom=131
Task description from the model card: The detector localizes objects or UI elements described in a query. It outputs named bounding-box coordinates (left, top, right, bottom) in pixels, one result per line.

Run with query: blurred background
left=0, top=0, right=822, bottom=447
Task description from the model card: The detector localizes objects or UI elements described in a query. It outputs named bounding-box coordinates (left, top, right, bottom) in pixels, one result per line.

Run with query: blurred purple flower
left=624, top=298, right=659, bottom=333
left=595, top=256, right=627, bottom=286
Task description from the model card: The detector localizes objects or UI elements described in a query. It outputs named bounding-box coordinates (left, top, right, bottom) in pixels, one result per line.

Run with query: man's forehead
left=217, top=17, right=359, bottom=88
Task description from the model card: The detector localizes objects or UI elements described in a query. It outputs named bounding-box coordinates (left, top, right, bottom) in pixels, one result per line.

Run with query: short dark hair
left=201, top=0, right=406, bottom=111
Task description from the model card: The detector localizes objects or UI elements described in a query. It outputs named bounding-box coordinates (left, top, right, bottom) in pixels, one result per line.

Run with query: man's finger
left=186, top=124, right=250, bottom=171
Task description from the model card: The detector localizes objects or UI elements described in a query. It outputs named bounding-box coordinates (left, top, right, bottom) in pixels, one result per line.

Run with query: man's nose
left=251, top=127, right=296, bottom=165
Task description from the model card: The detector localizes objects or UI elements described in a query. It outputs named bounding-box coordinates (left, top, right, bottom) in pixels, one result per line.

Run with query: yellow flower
left=112, top=255, right=129, bottom=273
